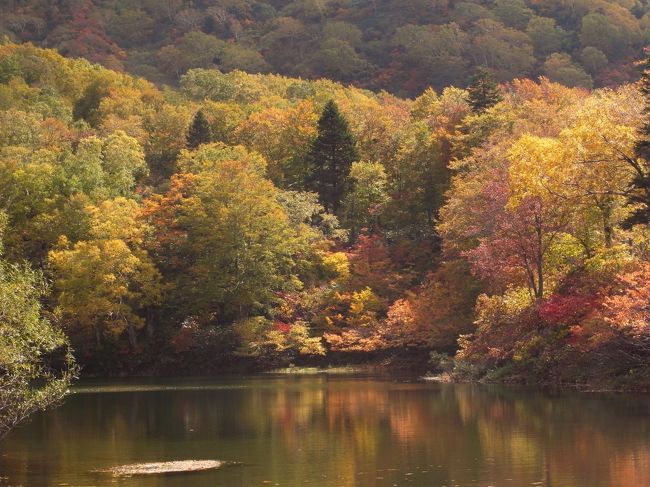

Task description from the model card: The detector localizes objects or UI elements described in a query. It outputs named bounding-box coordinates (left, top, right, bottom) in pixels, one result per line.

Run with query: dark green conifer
left=306, top=100, right=358, bottom=213
left=467, top=68, right=502, bottom=113
left=623, top=51, right=650, bottom=228
left=187, top=110, right=211, bottom=149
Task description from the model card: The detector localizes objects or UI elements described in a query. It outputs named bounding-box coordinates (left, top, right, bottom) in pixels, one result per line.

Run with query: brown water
left=0, top=376, right=649, bottom=487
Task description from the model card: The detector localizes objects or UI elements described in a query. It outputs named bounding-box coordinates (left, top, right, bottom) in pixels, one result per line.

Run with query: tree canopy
left=0, top=41, right=648, bottom=393
left=0, top=0, right=647, bottom=96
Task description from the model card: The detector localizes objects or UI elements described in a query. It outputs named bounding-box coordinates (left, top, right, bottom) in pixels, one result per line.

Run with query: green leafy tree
left=0, top=54, right=21, bottom=83
left=102, top=131, right=149, bottom=196
left=0, top=213, right=76, bottom=439
left=187, top=110, right=212, bottom=149
left=216, top=45, right=270, bottom=73
left=543, top=53, right=593, bottom=89
left=526, top=16, right=567, bottom=57
left=155, top=161, right=306, bottom=323
left=59, top=136, right=105, bottom=198
left=342, top=161, right=389, bottom=240
left=467, top=67, right=502, bottom=112
left=72, top=79, right=110, bottom=126
left=383, top=122, right=454, bottom=241
left=307, top=39, right=371, bottom=82
left=323, top=21, right=363, bottom=47
left=306, top=101, right=358, bottom=213
left=493, top=0, right=533, bottom=29
left=580, top=47, right=608, bottom=75
left=157, top=31, right=224, bottom=79
left=471, top=20, right=535, bottom=82
left=579, top=12, right=634, bottom=60
left=392, top=24, right=470, bottom=91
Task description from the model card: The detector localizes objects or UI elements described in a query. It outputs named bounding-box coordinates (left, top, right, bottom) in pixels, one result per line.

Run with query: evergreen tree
left=306, top=101, right=358, bottom=213
left=623, top=52, right=650, bottom=228
left=467, top=68, right=502, bottom=113
left=187, top=110, right=211, bottom=149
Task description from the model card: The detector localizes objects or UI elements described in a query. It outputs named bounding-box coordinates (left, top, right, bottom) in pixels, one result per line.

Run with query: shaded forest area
left=1, top=0, right=649, bottom=95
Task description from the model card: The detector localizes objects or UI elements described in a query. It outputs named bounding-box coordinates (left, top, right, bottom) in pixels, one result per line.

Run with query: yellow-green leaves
left=507, top=134, right=564, bottom=206
left=49, top=238, right=161, bottom=344
left=102, top=130, right=148, bottom=196
left=48, top=197, right=161, bottom=347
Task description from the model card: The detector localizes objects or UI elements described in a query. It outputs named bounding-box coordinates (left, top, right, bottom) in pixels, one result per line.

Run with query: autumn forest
left=1, top=0, right=650, bottom=446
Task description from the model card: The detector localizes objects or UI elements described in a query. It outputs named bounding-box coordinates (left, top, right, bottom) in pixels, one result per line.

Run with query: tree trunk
left=95, top=325, right=102, bottom=349
left=599, top=198, right=614, bottom=248
left=127, top=322, right=137, bottom=349
left=146, top=307, right=155, bottom=340
left=536, top=215, right=544, bottom=299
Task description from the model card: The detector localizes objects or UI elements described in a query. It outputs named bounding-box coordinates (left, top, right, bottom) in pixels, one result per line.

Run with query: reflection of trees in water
left=452, top=386, right=650, bottom=486
left=1, top=380, right=649, bottom=486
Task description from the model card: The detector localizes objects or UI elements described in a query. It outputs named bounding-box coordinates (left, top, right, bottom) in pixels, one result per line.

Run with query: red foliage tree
left=52, top=0, right=124, bottom=66
left=348, top=234, right=405, bottom=299
left=538, top=294, right=602, bottom=325
left=467, top=195, right=568, bottom=299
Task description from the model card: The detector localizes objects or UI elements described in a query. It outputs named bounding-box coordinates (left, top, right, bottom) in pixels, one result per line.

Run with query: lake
left=0, top=375, right=649, bottom=487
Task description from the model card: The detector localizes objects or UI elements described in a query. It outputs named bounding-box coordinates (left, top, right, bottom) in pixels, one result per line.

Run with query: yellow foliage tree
left=48, top=198, right=161, bottom=349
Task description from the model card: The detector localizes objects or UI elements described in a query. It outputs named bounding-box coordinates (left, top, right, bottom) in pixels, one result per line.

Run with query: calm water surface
left=0, top=375, right=649, bottom=487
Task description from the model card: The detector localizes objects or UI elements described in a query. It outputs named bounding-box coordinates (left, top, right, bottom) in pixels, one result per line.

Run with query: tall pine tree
left=306, top=101, right=358, bottom=213
left=187, top=110, right=211, bottom=149
left=467, top=68, right=502, bottom=113
left=623, top=51, right=650, bottom=228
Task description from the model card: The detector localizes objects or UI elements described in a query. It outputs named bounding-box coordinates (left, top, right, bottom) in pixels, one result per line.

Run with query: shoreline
left=75, top=359, right=650, bottom=394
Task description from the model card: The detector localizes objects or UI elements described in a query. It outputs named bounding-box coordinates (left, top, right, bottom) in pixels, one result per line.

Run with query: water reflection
left=0, top=377, right=649, bottom=487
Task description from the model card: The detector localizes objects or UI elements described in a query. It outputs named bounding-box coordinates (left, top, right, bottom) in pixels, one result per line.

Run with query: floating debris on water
left=94, top=460, right=228, bottom=476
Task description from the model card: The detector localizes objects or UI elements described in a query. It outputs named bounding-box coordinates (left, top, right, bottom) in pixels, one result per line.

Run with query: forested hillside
left=1, top=0, right=649, bottom=95
left=0, top=40, right=649, bottom=390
